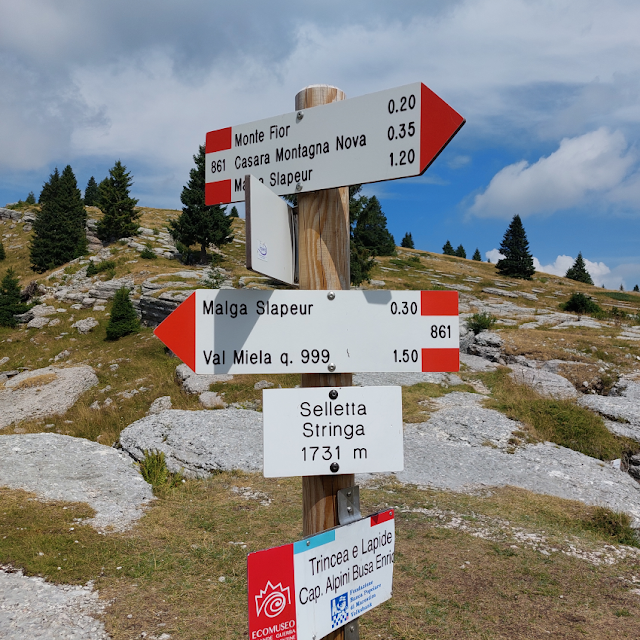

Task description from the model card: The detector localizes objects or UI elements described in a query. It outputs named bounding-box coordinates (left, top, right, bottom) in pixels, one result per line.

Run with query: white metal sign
left=245, top=174, right=297, bottom=286
left=247, top=509, right=395, bottom=640
left=263, top=386, right=403, bottom=477
left=205, top=82, right=464, bottom=204
left=154, top=289, right=459, bottom=374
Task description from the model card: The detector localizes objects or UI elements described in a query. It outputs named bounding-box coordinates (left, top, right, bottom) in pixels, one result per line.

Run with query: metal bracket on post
left=344, top=619, right=360, bottom=640
left=337, top=486, right=361, bottom=526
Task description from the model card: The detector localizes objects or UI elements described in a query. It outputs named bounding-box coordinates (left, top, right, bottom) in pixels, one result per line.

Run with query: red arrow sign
left=204, top=82, right=464, bottom=205
left=153, top=290, right=459, bottom=375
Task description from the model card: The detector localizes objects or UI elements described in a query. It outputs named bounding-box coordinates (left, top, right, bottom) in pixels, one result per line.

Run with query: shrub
left=105, top=287, right=139, bottom=340
left=86, top=259, right=116, bottom=277
left=583, top=507, right=638, bottom=547
left=0, top=268, right=29, bottom=328
left=560, top=292, right=602, bottom=315
left=0, top=241, right=5, bottom=261
left=467, top=312, right=497, bottom=334
left=139, top=450, right=184, bottom=490
left=140, top=243, right=157, bottom=259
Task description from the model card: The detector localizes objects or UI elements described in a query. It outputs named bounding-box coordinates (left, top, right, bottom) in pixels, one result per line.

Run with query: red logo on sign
left=248, top=543, right=297, bottom=640
left=256, top=581, right=291, bottom=618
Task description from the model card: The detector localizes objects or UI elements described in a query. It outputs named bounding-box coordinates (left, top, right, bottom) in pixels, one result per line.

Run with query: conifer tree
left=495, top=214, right=535, bottom=279
left=30, top=166, right=87, bottom=272
left=0, top=268, right=28, bottom=328
left=634, top=284, right=639, bottom=292
left=168, top=145, right=233, bottom=262
left=442, top=240, right=455, bottom=256
left=84, top=176, right=99, bottom=206
left=228, top=206, right=240, bottom=218
left=106, top=288, right=140, bottom=340
left=565, top=252, right=593, bottom=285
left=25, top=192, right=36, bottom=205
left=350, top=241, right=375, bottom=286
left=96, top=161, right=140, bottom=241
left=401, top=232, right=415, bottom=249
left=455, top=244, right=466, bottom=259
left=472, top=248, right=482, bottom=261
left=0, top=241, right=5, bottom=261
left=351, top=195, right=395, bottom=256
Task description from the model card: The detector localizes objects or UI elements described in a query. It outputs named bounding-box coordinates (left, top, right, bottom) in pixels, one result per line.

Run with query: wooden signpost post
left=293, top=89, right=353, bottom=640
left=154, top=81, right=464, bottom=640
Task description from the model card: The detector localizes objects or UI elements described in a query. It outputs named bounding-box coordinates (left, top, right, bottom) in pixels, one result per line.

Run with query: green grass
left=483, top=369, right=635, bottom=461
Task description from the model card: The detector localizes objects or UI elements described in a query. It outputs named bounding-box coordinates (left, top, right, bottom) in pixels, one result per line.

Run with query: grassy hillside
left=2, top=205, right=640, bottom=638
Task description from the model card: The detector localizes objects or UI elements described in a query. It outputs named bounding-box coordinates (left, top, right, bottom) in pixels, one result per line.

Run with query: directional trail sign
left=205, top=82, right=464, bottom=204
left=263, top=386, right=403, bottom=477
left=153, top=289, right=459, bottom=374
left=247, top=509, right=395, bottom=640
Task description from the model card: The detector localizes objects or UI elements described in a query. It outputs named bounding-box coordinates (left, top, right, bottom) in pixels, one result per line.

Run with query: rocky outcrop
left=0, top=366, right=99, bottom=428
left=467, top=331, right=504, bottom=363
left=119, top=409, right=262, bottom=477
left=175, top=363, right=233, bottom=394
left=0, top=434, right=153, bottom=531
left=508, top=364, right=579, bottom=399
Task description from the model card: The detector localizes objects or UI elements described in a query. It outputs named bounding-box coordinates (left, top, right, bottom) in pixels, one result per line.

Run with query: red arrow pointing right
left=420, top=84, right=465, bottom=174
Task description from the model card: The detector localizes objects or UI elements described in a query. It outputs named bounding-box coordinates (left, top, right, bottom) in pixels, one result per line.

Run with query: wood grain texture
left=295, top=84, right=354, bottom=640
left=295, top=86, right=350, bottom=291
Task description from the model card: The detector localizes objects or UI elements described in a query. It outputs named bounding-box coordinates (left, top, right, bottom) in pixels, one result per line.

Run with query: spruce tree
left=0, top=268, right=28, bottom=328
left=351, top=195, right=395, bottom=256
left=25, top=191, right=36, bottom=205
left=400, top=232, right=415, bottom=249
left=442, top=240, right=455, bottom=255
left=96, top=161, right=140, bottom=241
left=169, top=145, right=233, bottom=262
left=455, top=244, right=466, bottom=259
left=495, top=214, right=535, bottom=279
left=634, top=284, right=639, bottom=292
left=565, top=252, right=593, bottom=285
left=350, top=241, right=375, bottom=286
left=106, top=288, right=140, bottom=340
left=228, top=206, right=240, bottom=218
left=472, top=248, right=482, bottom=261
left=0, top=241, right=5, bottom=260
left=30, top=166, right=87, bottom=272
left=84, top=176, right=99, bottom=206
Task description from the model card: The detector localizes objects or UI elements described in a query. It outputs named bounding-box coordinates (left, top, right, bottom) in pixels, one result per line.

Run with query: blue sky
left=1, top=0, right=639, bottom=288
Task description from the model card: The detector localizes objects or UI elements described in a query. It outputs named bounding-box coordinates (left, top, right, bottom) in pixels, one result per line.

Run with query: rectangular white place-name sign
left=245, top=174, right=297, bottom=286
left=248, top=509, right=395, bottom=640
left=205, top=82, right=464, bottom=204
left=263, top=386, right=403, bottom=477
left=153, top=289, right=459, bottom=375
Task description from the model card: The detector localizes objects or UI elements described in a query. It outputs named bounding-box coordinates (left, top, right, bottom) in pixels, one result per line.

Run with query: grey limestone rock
left=254, top=380, right=275, bottom=390
left=508, top=364, right=578, bottom=399
left=0, top=366, right=98, bottom=429
left=26, top=316, right=49, bottom=329
left=460, top=353, right=499, bottom=372
left=578, top=394, right=640, bottom=428
left=353, top=372, right=459, bottom=387
left=148, top=396, right=173, bottom=414
left=175, top=363, right=233, bottom=394
left=87, top=277, right=134, bottom=300
left=72, top=317, right=99, bottom=334
left=119, top=409, right=262, bottom=477
left=0, top=434, right=153, bottom=531
left=0, top=568, right=109, bottom=640
left=467, top=331, right=504, bottom=362
left=482, top=287, right=519, bottom=298
left=199, top=391, right=227, bottom=408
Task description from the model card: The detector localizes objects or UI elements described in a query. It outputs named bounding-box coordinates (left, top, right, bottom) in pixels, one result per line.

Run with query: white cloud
left=447, top=155, right=471, bottom=170
left=470, top=128, right=638, bottom=218
left=485, top=248, right=504, bottom=263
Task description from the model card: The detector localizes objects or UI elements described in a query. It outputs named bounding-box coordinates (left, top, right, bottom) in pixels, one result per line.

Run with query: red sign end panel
left=248, top=543, right=297, bottom=640
left=419, top=83, right=465, bottom=174
left=153, top=292, right=196, bottom=371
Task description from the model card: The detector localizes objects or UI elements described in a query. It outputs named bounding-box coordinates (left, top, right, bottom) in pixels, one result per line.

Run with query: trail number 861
left=431, top=325, right=451, bottom=339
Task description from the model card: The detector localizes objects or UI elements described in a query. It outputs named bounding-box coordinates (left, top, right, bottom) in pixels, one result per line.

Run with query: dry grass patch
left=3, top=480, right=640, bottom=639
left=9, top=372, right=57, bottom=390
left=480, top=369, right=636, bottom=461
left=401, top=382, right=477, bottom=423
